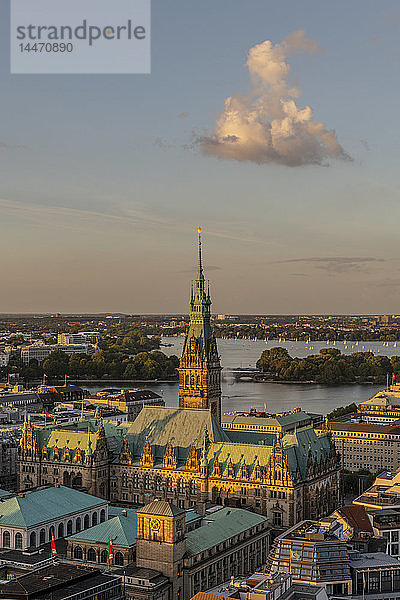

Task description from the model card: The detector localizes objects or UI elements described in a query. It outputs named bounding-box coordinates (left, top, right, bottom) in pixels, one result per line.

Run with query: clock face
left=150, top=518, right=161, bottom=532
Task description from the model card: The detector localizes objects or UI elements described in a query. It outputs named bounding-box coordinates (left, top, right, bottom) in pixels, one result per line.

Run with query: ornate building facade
left=17, top=231, right=341, bottom=528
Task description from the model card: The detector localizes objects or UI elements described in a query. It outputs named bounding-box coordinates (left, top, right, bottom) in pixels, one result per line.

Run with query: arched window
left=100, top=549, right=108, bottom=564
left=92, top=512, right=97, bottom=527
left=87, top=548, right=97, bottom=562
left=39, top=529, right=45, bottom=545
left=58, top=523, right=64, bottom=538
left=74, top=546, right=83, bottom=560
left=15, top=532, right=23, bottom=550
left=63, top=472, right=71, bottom=486
left=100, top=509, right=106, bottom=523
left=3, top=531, right=10, bottom=548
left=84, top=514, right=89, bottom=529
left=99, top=482, right=105, bottom=497
left=72, top=473, right=82, bottom=489
left=76, top=517, right=81, bottom=532
left=115, top=552, right=124, bottom=566
left=29, top=531, right=36, bottom=548
left=67, top=520, right=72, bottom=535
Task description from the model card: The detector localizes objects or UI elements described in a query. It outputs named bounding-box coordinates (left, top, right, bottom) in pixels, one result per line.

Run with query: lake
left=86, top=337, right=392, bottom=416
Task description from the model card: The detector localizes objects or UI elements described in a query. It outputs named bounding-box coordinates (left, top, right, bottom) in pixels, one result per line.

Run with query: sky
left=1, top=0, right=400, bottom=314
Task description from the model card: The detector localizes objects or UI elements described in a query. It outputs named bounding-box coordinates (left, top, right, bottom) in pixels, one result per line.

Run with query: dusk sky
left=1, top=0, right=400, bottom=314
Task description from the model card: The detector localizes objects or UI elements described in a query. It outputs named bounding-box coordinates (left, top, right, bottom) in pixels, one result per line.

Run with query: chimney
left=122, top=509, right=127, bottom=517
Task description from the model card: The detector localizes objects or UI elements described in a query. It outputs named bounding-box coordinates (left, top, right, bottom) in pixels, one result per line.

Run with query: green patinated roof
left=186, top=507, right=267, bottom=555
left=283, top=427, right=332, bottom=479
left=0, top=486, right=106, bottom=529
left=125, top=407, right=230, bottom=447
left=68, top=508, right=138, bottom=548
left=32, top=410, right=332, bottom=482
left=277, top=411, right=311, bottom=426
left=222, top=415, right=280, bottom=427
left=137, top=500, right=185, bottom=517
left=221, top=411, right=310, bottom=428
left=0, top=489, right=10, bottom=499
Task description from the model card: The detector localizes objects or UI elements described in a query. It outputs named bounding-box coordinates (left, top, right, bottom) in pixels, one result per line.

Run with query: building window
left=39, top=529, right=45, bottom=545
left=3, top=531, right=10, bottom=548
left=87, top=548, right=97, bottom=562
left=74, top=546, right=83, bottom=560
left=15, top=532, right=23, bottom=550
left=273, top=512, right=282, bottom=526
left=115, top=552, right=124, bottom=566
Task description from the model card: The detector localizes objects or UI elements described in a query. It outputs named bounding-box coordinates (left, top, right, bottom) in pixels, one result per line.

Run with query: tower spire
left=197, top=226, right=203, bottom=280
left=178, top=228, right=222, bottom=423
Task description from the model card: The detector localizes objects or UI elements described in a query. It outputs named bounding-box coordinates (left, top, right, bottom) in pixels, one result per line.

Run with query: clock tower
left=136, top=499, right=186, bottom=599
left=178, top=228, right=222, bottom=422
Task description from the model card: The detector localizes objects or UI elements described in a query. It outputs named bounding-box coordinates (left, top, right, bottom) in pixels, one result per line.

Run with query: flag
left=51, top=531, right=57, bottom=557
left=108, top=539, right=113, bottom=562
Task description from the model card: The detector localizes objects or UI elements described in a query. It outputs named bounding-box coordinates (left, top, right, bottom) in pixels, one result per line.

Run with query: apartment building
left=21, top=343, right=96, bottom=364
left=319, top=421, right=400, bottom=472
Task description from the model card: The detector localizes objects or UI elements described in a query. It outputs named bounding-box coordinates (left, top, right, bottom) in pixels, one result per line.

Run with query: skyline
left=1, top=1, right=400, bottom=313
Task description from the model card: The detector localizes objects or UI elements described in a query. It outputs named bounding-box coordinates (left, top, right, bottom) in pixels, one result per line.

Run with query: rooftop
left=186, top=507, right=268, bottom=555
left=68, top=507, right=137, bottom=548
left=0, top=563, right=119, bottom=600
left=137, top=499, right=185, bottom=517
left=0, top=485, right=106, bottom=528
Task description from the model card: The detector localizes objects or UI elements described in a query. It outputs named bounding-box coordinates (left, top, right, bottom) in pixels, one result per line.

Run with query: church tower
left=178, top=228, right=222, bottom=422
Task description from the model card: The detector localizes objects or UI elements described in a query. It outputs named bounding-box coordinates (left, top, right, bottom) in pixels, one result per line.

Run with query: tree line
left=256, top=346, right=400, bottom=385
left=1, top=329, right=179, bottom=382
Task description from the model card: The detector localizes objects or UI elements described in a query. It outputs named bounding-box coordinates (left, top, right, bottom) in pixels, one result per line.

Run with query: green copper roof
left=0, top=486, right=106, bottom=528
left=68, top=508, right=138, bottom=548
left=186, top=507, right=267, bottom=555
left=124, top=406, right=229, bottom=449
left=137, top=499, right=185, bottom=517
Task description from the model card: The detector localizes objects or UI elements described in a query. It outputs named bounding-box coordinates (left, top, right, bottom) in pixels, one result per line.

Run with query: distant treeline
left=1, top=329, right=179, bottom=382
left=256, top=347, right=400, bottom=385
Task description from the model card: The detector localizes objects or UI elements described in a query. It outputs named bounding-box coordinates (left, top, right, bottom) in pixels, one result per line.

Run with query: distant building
left=354, top=468, right=400, bottom=560
left=21, top=344, right=96, bottom=364
left=319, top=420, right=400, bottom=472
left=221, top=409, right=322, bottom=435
left=87, top=388, right=164, bottom=420
left=0, top=351, right=10, bottom=367
left=58, top=332, right=100, bottom=345
left=358, top=385, right=400, bottom=422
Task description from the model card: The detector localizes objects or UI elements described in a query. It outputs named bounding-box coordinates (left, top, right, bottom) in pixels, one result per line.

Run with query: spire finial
left=197, top=227, right=203, bottom=278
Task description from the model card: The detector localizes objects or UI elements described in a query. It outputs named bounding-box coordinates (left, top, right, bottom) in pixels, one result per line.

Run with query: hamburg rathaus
left=18, top=229, right=341, bottom=527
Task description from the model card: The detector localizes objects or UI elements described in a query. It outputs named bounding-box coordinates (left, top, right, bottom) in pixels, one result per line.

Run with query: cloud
left=195, top=30, right=351, bottom=167
left=178, top=112, right=189, bottom=119
left=276, top=256, right=383, bottom=273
